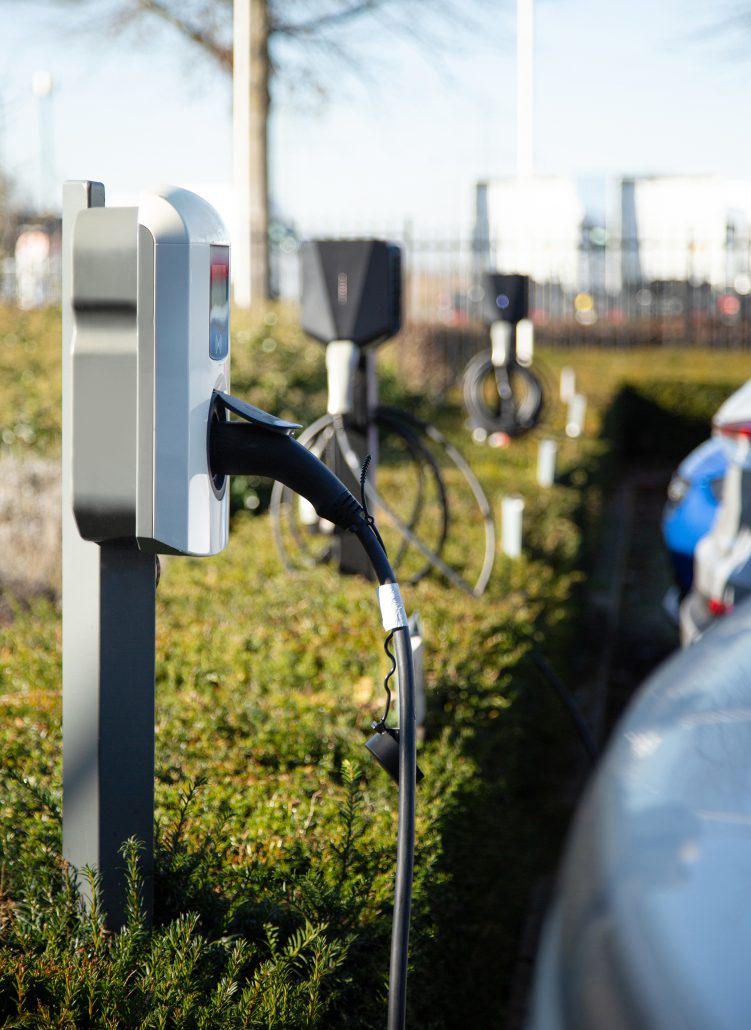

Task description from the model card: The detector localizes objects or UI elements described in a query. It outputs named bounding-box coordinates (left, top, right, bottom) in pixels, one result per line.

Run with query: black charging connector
left=212, top=418, right=352, bottom=515
left=209, top=393, right=417, bottom=1030
left=366, top=727, right=424, bottom=785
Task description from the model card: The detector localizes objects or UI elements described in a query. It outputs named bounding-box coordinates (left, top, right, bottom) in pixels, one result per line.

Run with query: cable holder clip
left=365, top=630, right=424, bottom=786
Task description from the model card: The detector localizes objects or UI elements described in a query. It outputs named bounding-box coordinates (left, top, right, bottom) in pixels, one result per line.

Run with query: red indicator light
left=708, top=598, right=733, bottom=616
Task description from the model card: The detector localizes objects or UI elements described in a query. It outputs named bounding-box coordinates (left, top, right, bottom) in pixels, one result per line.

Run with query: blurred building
left=474, top=173, right=751, bottom=304
left=616, top=176, right=751, bottom=290
left=473, top=176, right=584, bottom=289
left=0, top=215, right=61, bottom=308
left=14, top=225, right=60, bottom=309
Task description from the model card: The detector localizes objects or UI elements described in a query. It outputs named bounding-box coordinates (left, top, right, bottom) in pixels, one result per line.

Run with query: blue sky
left=1, top=0, right=750, bottom=232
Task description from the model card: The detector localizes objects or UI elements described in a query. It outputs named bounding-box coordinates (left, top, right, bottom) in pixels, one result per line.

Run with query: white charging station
left=63, top=181, right=231, bottom=927
left=64, top=186, right=419, bottom=1027
left=71, top=184, right=230, bottom=555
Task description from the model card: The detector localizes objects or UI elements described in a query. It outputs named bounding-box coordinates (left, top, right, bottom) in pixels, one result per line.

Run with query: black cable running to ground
left=211, top=418, right=416, bottom=1030
left=388, top=623, right=416, bottom=1030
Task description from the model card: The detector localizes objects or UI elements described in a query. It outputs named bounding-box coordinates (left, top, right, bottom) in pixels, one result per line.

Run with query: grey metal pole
left=62, top=181, right=156, bottom=929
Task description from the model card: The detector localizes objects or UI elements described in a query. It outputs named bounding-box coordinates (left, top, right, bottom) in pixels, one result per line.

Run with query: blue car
left=662, top=437, right=725, bottom=595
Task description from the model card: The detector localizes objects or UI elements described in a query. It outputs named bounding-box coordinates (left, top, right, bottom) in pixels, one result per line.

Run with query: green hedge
left=2, top=309, right=750, bottom=1027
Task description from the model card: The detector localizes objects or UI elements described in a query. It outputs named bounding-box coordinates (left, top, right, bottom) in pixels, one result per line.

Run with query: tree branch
left=128, top=0, right=232, bottom=69
left=272, top=0, right=397, bottom=36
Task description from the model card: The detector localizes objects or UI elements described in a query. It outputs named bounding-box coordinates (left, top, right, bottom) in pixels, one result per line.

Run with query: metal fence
left=3, top=231, right=751, bottom=356
left=1, top=255, right=60, bottom=308
left=272, top=232, right=751, bottom=340
left=268, top=232, right=751, bottom=395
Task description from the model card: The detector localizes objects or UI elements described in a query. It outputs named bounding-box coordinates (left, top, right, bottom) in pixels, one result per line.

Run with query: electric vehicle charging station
left=63, top=185, right=417, bottom=1029
left=62, top=180, right=234, bottom=927
left=298, top=238, right=401, bottom=577
left=271, top=239, right=496, bottom=597
left=463, top=272, right=544, bottom=438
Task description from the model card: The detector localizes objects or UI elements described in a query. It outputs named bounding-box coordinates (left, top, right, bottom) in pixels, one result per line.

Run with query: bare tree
left=109, top=0, right=480, bottom=303
left=17, top=0, right=485, bottom=303
left=0, top=168, right=21, bottom=260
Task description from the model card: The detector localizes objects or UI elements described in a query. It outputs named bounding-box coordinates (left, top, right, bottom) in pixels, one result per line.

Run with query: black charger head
left=301, top=239, right=402, bottom=347
left=365, top=727, right=424, bottom=786
left=481, top=272, right=530, bottom=325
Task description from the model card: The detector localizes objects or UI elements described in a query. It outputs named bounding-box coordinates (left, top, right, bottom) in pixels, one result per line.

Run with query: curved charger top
left=138, top=185, right=229, bottom=246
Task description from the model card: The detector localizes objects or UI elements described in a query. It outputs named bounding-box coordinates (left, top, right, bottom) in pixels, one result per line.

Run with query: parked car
left=528, top=598, right=751, bottom=1030
left=661, top=437, right=725, bottom=596
left=680, top=379, right=751, bottom=644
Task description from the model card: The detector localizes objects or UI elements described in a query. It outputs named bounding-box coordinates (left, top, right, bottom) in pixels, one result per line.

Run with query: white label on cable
left=378, top=583, right=408, bottom=631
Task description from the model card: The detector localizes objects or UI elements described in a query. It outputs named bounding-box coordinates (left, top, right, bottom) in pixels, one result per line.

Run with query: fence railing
left=3, top=234, right=750, bottom=356
left=272, top=233, right=751, bottom=343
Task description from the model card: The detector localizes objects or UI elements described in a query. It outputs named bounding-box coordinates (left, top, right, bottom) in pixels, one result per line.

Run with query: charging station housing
left=64, top=188, right=422, bottom=1018
left=295, top=239, right=402, bottom=577
left=301, top=239, right=401, bottom=346
left=71, top=185, right=230, bottom=556
left=482, top=272, right=529, bottom=325
left=63, top=181, right=231, bottom=928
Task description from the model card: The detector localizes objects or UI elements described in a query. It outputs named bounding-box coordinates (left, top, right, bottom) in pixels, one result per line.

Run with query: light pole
left=516, top=0, right=534, bottom=179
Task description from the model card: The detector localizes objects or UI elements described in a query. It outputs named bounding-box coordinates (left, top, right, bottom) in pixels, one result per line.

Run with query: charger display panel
left=209, top=245, right=230, bottom=360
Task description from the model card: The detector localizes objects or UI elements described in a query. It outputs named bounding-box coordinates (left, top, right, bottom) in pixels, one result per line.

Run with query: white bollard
left=537, top=438, right=558, bottom=487
left=501, top=495, right=524, bottom=559
left=560, top=366, right=576, bottom=403
left=516, top=318, right=534, bottom=366
left=566, top=393, right=587, bottom=438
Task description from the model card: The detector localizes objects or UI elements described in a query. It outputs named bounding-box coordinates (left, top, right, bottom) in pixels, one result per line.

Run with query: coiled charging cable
left=270, top=406, right=495, bottom=597
left=463, top=351, right=544, bottom=437
left=210, top=402, right=417, bottom=1030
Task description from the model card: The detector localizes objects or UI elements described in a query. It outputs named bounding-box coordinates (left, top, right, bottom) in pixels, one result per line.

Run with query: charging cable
left=209, top=393, right=418, bottom=1030
left=270, top=406, right=496, bottom=596
left=463, top=335, right=544, bottom=437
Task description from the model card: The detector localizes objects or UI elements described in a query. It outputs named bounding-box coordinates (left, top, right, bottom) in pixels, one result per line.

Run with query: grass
left=1, top=303, right=750, bottom=1027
